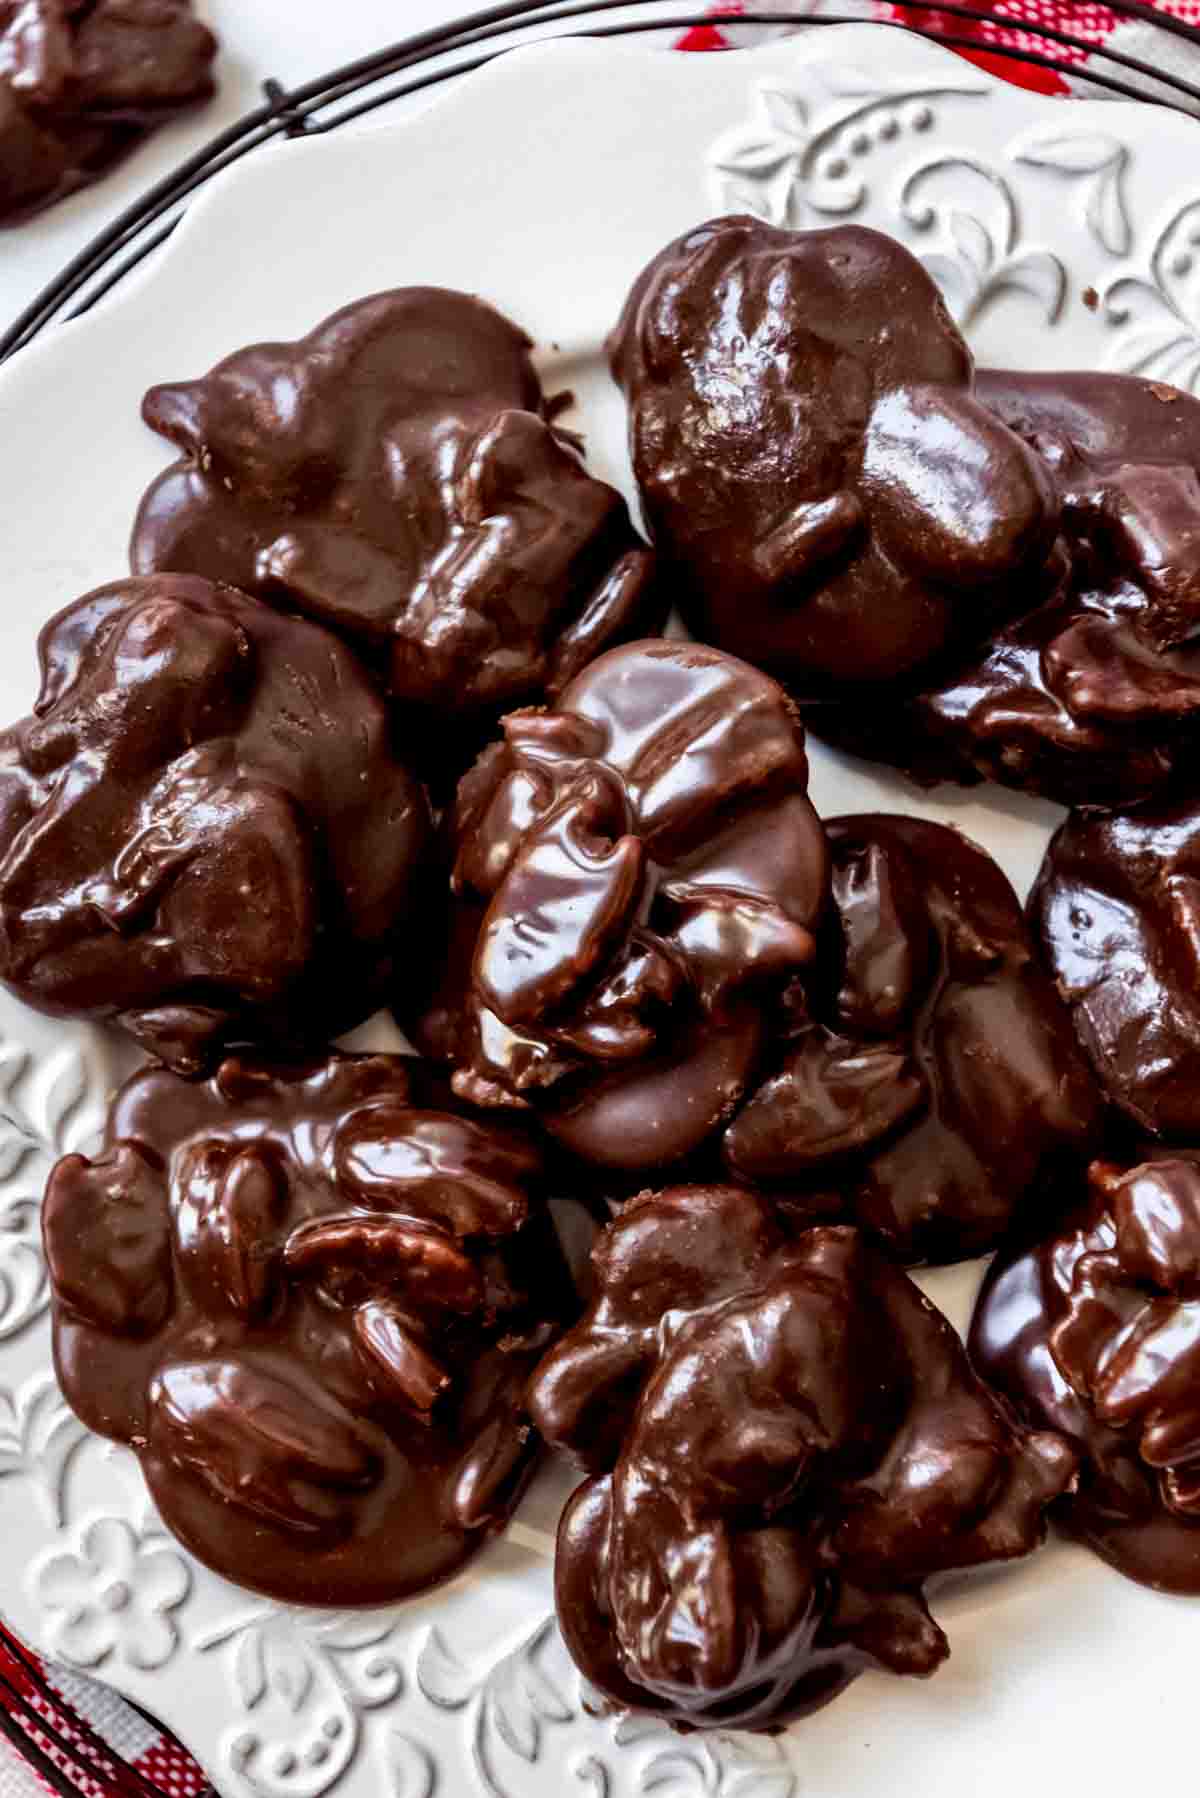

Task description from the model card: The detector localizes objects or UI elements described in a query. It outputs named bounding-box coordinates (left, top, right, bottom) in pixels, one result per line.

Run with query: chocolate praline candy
left=971, top=1151, right=1200, bottom=1592
left=725, top=815, right=1103, bottom=1263
left=529, top=1185, right=1076, bottom=1731
left=608, top=216, right=1057, bottom=690
left=43, top=1052, right=572, bottom=1606
left=0, top=574, right=433, bottom=1071
left=406, top=639, right=830, bottom=1172
left=1, top=0, right=217, bottom=224
left=810, top=370, right=1200, bottom=808
left=1030, top=795, right=1200, bottom=1137
left=131, top=288, right=661, bottom=766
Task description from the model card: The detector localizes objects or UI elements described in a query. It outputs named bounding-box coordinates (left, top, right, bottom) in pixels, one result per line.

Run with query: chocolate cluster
left=132, top=288, right=660, bottom=766
left=410, top=638, right=830, bottom=1170
left=0, top=0, right=217, bottom=222
left=972, top=1152, right=1200, bottom=1592
left=813, top=370, right=1200, bottom=808
left=726, top=815, right=1103, bottom=1262
left=610, top=216, right=1057, bottom=690
left=0, top=575, right=432, bottom=1070
left=530, top=1186, right=1076, bottom=1729
left=1031, top=794, right=1200, bottom=1138
left=44, top=1053, right=570, bottom=1606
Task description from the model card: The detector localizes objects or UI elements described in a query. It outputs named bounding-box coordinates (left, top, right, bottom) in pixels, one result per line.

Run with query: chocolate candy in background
left=608, top=216, right=1057, bottom=691
left=725, top=815, right=1103, bottom=1264
left=0, top=0, right=217, bottom=224
left=43, top=1052, right=575, bottom=1607
left=407, top=638, right=830, bottom=1172
left=0, top=574, right=433, bottom=1072
left=1030, top=794, right=1200, bottom=1138
left=528, top=1186, right=1076, bottom=1732
left=971, top=1150, right=1200, bottom=1593
left=131, top=287, right=661, bottom=771
left=809, top=369, right=1200, bottom=809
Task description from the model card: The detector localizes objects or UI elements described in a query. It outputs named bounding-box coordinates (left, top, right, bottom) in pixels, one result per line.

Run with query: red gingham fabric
left=4, top=4, right=1199, bottom=1793
left=881, top=1, right=1200, bottom=92
left=676, top=0, right=1200, bottom=102
left=0, top=1625, right=210, bottom=1796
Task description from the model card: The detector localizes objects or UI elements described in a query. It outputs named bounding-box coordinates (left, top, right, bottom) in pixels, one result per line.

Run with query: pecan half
left=42, top=1144, right=171, bottom=1337
left=150, top=1359, right=378, bottom=1538
left=283, top=1213, right=485, bottom=1312
left=332, top=1102, right=537, bottom=1238
left=172, top=1138, right=285, bottom=1319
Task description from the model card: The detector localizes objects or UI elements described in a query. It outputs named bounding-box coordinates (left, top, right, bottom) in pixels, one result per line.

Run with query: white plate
left=0, top=25, right=1198, bottom=1798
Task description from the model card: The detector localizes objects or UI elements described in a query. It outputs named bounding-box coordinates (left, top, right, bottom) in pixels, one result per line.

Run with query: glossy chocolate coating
left=1030, top=795, right=1200, bottom=1137
left=810, top=370, right=1200, bottom=808
left=0, top=574, right=432, bottom=1070
left=132, top=288, right=660, bottom=759
left=529, top=1186, right=1075, bottom=1730
left=726, top=815, right=1103, bottom=1263
left=971, top=1151, right=1200, bottom=1591
left=407, top=639, right=830, bottom=1171
left=609, top=217, right=1056, bottom=689
left=44, top=1052, right=572, bottom=1606
left=0, top=0, right=216, bottom=223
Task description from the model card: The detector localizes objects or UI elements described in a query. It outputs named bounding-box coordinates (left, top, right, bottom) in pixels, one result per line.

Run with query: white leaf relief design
left=0, top=1375, right=84, bottom=1527
left=0, top=1037, right=105, bottom=1341
left=616, top=1721, right=798, bottom=1798
left=1102, top=197, right=1200, bottom=389
left=900, top=158, right=1065, bottom=326
left=1017, top=133, right=1131, bottom=255
left=387, top=1734, right=435, bottom=1798
left=0, top=1193, right=45, bottom=1341
left=417, top=1616, right=574, bottom=1798
left=199, top=1609, right=406, bottom=1798
left=708, top=69, right=985, bottom=227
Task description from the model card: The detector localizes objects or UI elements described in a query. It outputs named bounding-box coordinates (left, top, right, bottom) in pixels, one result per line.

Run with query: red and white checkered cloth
left=679, top=0, right=1200, bottom=111
left=3, top=3, right=1199, bottom=1793
left=0, top=1625, right=209, bottom=1797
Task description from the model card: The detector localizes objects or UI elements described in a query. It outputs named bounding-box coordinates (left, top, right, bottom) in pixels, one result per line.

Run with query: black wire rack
left=3, top=0, right=1199, bottom=364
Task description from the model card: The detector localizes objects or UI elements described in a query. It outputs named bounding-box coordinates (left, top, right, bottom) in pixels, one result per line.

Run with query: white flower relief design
left=32, top=1517, right=190, bottom=1670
